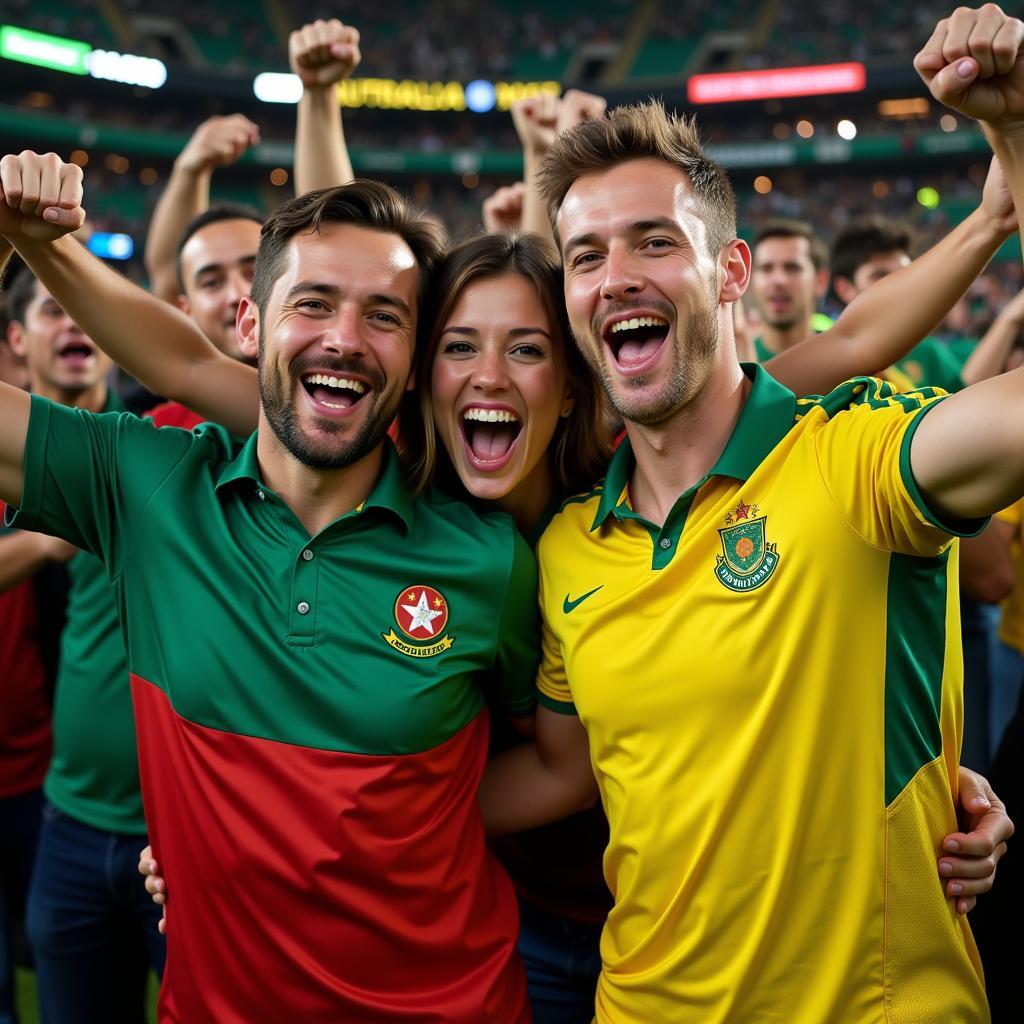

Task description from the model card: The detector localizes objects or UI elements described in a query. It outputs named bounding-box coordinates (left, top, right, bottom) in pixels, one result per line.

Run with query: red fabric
left=131, top=675, right=529, bottom=1024
left=0, top=501, right=52, bottom=798
left=146, top=402, right=205, bottom=430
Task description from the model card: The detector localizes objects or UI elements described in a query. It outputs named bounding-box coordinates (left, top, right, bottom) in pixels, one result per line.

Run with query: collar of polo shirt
left=213, top=433, right=414, bottom=535
left=591, top=364, right=797, bottom=531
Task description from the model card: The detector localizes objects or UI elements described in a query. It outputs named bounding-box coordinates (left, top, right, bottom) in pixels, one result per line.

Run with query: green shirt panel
left=40, top=391, right=146, bottom=834
left=12, top=398, right=538, bottom=756
left=894, top=337, right=964, bottom=394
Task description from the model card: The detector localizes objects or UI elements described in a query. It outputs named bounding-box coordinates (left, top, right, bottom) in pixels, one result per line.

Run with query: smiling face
left=558, top=157, right=728, bottom=426
left=239, top=222, right=420, bottom=471
left=7, top=279, right=111, bottom=400
left=430, top=273, right=570, bottom=504
left=178, top=218, right=262, bottom=358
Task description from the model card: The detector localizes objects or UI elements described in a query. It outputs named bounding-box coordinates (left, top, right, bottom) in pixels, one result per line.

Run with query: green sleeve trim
left=898, top=398, right=988, bottom=538
left=538, top=691, right=578, bottom=716
left=5, top=394, right=52, bottom=531
left=493, top=527, right=542, bottom=716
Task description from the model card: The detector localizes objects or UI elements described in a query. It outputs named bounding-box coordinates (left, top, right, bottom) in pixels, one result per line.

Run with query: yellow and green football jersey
left=537, top=367, right=989, bottom=1024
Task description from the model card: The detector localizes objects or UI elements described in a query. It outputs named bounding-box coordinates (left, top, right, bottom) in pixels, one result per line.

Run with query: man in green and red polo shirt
left=0, top=164, right=543, bottom=1022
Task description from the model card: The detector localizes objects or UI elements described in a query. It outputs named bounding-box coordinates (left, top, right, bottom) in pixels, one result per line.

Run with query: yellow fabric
left=537, top=374, right=987, bottom=1024
left=996, top=499, right=1024, bottom=654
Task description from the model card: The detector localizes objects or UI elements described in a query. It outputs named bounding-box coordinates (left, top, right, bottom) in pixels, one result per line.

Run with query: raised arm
left=765, top=155, right=1015, bottom=397
left=291, top=19, right=359, bottom=194
left=1, top=152, right=258, bottom=437
left=910, top=5, right=1024, bottom=520
left=960, top=286, right=1024, bottom=385
left=144, top=115, right=260, bottom=304
left=512, top=89, right=607, bottom=244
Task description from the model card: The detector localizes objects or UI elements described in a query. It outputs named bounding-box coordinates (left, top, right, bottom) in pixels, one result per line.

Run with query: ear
left=833, top=275, right=857, bottom=307
left=719, top=239, right=751, bottom=304
left=6, top=320, right=26, bottom=358
left=814, top=266, right=830, bottom=300
left=236, top=296, right=260, bottom=362
left=176, top=294, right=191, bottom=316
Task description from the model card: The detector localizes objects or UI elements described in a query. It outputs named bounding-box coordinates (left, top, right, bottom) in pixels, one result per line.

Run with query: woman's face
left=431, top=273, right=571, bottom=504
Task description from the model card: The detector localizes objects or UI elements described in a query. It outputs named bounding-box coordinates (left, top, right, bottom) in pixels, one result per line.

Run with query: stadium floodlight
left=1, top=25, right=166, bottom=88
left=837, top=119, right=857, bottom=140
left=86, top=50, right=166, bottom=89
left=87, top=232, right=135, bottom=261
left=688, top=63, right=866, bottom=104
left=465, top=80, right=497, bottom=114
left=0, top=25, right=90, bottom=73
left=254, top=72, right=303, bottom=104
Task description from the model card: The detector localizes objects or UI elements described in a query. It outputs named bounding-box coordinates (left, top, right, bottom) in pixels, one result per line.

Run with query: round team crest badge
left=383, top=585, right=456, bottom=658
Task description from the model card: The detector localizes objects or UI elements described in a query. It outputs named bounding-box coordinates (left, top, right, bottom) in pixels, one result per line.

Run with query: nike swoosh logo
left=563, top=586, right=604, bottom=614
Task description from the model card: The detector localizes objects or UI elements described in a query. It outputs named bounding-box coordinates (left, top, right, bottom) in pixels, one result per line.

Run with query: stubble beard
left=586, top=300, right=721, bottom=427
left=258, top=347, right=397, bottom=470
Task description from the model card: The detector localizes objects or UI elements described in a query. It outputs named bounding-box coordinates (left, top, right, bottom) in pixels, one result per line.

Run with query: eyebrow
left=283, top=282, right=413, bottom=318
left=562, top=217, right=683, bottom=255
left=441, top=325, right=551, bottom=339
left=193, top=255, right=257, bottom=279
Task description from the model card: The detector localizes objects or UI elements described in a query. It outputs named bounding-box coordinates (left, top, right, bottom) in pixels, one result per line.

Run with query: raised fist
left=483, top=183, right=526, bottom=234
left=289, top=19, right=361, bottom=89
left=556, top=89, right=607, bottom=135
left=176, top=114, right=260, bottom=176
left=512, top=93, right=559, bottom=156
left=914, top=5, right=1024, bottom=130
left=0, top=151, right=85, bottom=244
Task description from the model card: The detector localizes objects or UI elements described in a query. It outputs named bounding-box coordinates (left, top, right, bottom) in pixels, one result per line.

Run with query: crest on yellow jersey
left=715, top=501, right=779, bottom=592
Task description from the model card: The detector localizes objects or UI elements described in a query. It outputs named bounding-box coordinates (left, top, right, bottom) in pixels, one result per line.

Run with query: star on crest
left=732, top=499, right=752, bottom=521
left=401, top=590, right=444, bottom=635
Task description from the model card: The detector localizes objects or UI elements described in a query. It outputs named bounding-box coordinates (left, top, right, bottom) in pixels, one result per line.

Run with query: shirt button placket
left=289, top=544, right=318, bottom=644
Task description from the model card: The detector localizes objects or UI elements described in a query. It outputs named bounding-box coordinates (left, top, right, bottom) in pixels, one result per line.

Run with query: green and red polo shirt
left=42, top=390, right=151, bottom=834
left=10, top=396, right=539, bottom=1023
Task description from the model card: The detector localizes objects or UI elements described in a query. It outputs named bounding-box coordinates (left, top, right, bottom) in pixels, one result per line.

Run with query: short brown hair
left=537, top=101, right=737, bottom=255
left=250, top=180, right=446, bottom=315
left=754, top=219, right=827, bottom=271
left=829, top=216, right=914, bottom=287
left=399, top=232, right=612, bottom=498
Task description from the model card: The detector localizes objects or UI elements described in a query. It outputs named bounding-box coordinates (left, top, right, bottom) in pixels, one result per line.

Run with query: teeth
left=462, top=408, right=520, bottom=424
left=609, top=316, right=668, bottom=334
left=304, top=373, right=367, bottom=394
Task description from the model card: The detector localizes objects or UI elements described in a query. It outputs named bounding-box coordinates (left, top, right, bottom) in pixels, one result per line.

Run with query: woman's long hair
left=399, top=232, right=612, bottom=501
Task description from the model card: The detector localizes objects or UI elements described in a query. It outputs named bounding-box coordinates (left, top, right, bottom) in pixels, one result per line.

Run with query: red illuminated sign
left=687, top=63, right=866, bottom=104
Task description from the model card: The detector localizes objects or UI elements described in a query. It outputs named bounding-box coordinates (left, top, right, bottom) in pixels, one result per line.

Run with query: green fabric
left=12, top=399, right=539, bottom=755
left=893, top=337, right=965, bottom=394
left=591, top=365, right=797, bottom=568
left=884, top=551, right=949, bottom=805
left=41, top=390, right=148, bottom=834
left=754, top=316, right=833, bottom=365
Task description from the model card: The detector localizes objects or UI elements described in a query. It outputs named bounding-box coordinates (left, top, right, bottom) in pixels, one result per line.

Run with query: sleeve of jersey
left=812, top=385, right=987, bottom=556
left=534, top=542, right=577, bottom=715
left=493, top=528, right=541, bottom=719
left=7, top=394, right=193, bottom=576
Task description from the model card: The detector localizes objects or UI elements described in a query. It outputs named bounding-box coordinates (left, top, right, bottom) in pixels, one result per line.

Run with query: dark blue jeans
left=25, top=803, right=165, bottom=1024
left=0, top=787, right=43, bottom=1024
left=518, top=899, right=604, bottom=1024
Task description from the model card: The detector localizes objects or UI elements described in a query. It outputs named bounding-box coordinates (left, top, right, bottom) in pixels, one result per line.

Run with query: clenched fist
left=176, top=114, right=260, bottom=176
left=914, top=5, right=1024, bottom=131
left=0, top=151, right=84, bottom=243
left=483, top=183, right=526, bottom=234
left=290, top=19, right=361, bottom=89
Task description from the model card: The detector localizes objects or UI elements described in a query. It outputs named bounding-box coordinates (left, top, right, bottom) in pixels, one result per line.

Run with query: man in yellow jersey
left=481, top=7, right=1022, bottom=1022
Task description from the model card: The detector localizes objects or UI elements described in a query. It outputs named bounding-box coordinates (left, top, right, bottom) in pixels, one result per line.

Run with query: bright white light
left=86, top=49, right=166, bottom=89
left=837, top=119, right=857, bottom=140
left=465, top=79, right=496, bottom=113
left=253, top=72, right=302, bottom=104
